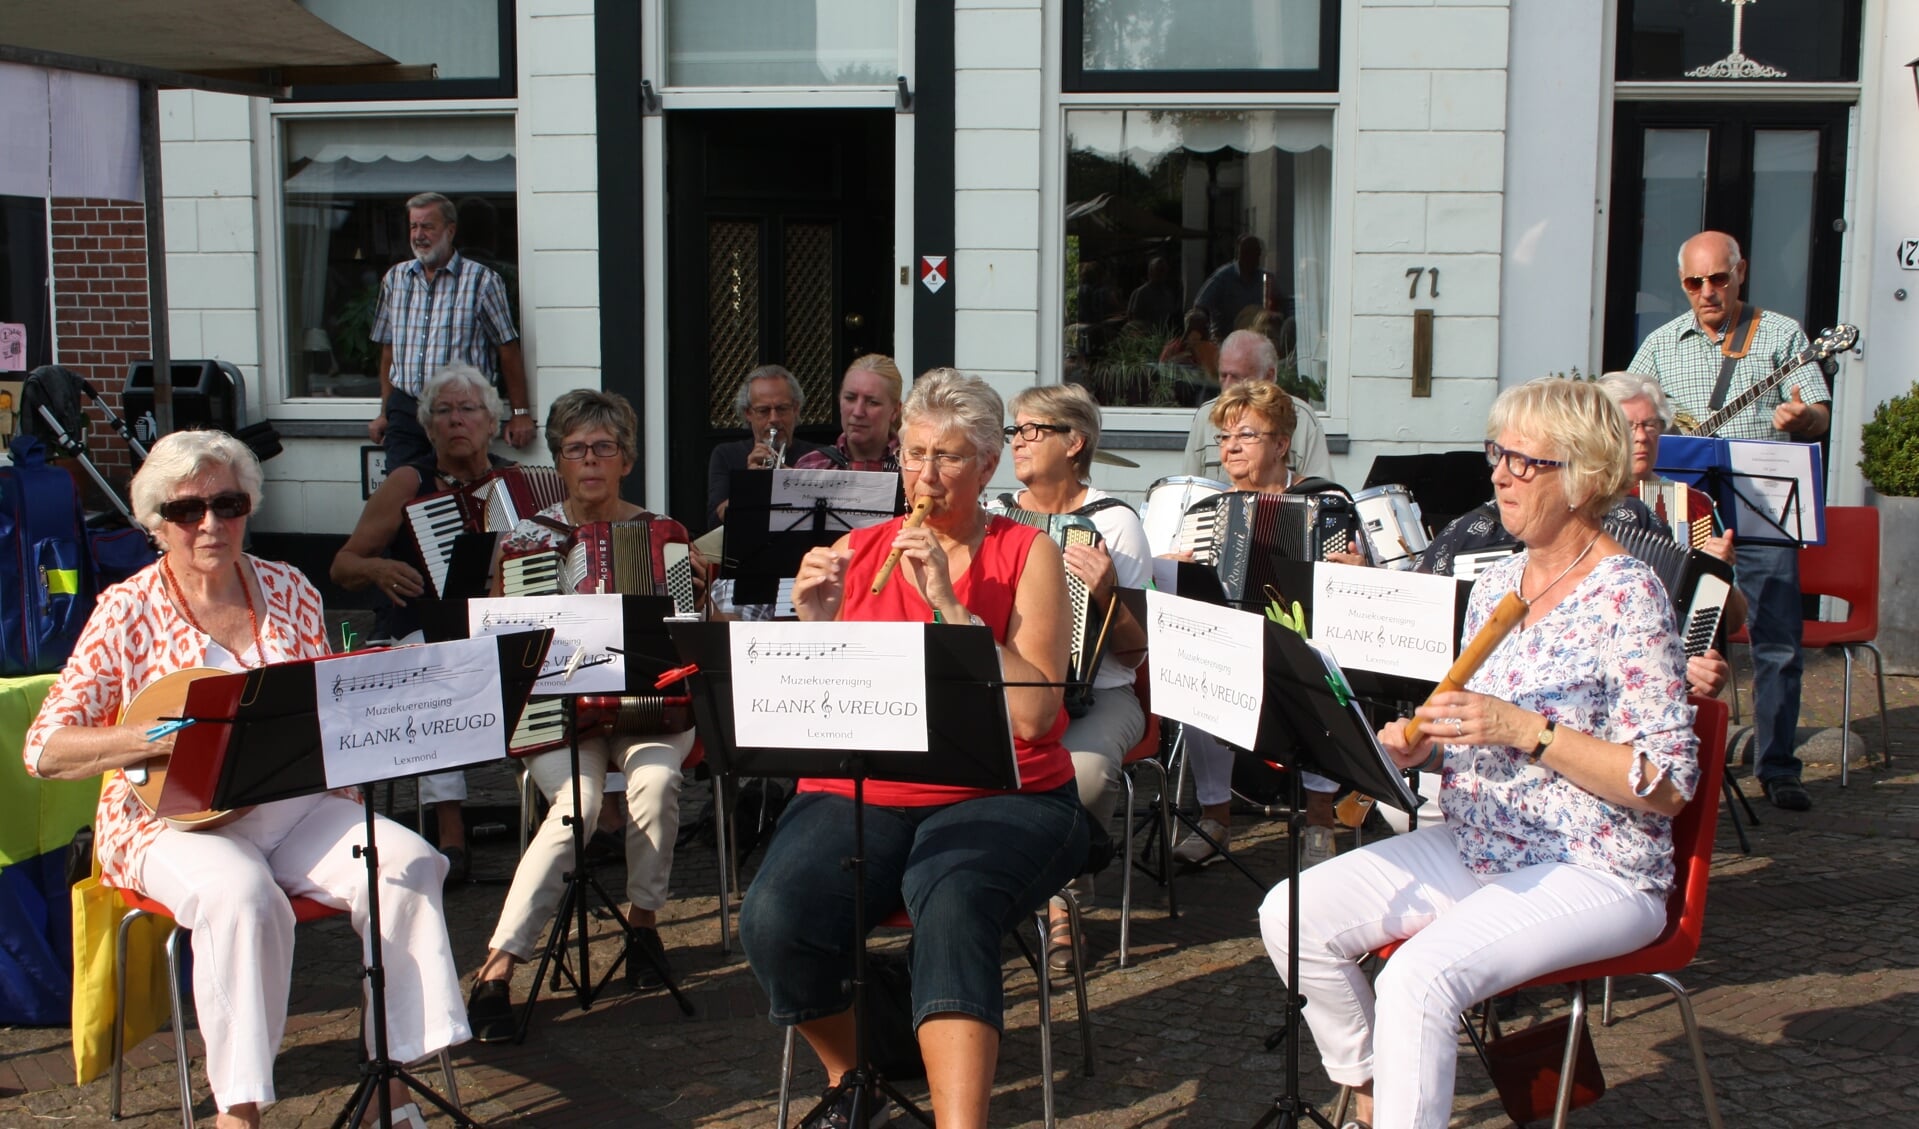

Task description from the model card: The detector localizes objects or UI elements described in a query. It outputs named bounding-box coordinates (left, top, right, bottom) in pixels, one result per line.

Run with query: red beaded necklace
left=162, top=556, right=264, bottom=662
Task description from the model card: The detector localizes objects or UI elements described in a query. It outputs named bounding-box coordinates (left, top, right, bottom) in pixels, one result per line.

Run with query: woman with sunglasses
left=1260, top=378, right=1699, bottom=1129
left=994, top=382, right=1149, bottom=972
left=25, top=431, right=464, bottom=1129
left=464, top=389, right=700, bottom=1041
left=1171, top=380, right=1355, bottom=871
left=742, top=370, right=1087, bottom=1129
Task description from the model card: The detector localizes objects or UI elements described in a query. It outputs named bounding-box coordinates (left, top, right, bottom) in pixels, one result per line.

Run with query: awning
left=0, top=0, right=425, bottom=93
left=1068, top=109, right=1333, bottom=174
left=285, top=155, right=518, bottom=197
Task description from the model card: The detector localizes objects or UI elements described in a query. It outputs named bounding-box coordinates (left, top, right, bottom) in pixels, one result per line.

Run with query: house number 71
left=1405, top=267, right=1440, bottom=300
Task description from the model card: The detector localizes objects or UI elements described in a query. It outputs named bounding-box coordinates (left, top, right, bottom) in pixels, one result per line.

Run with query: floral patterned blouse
left=23, top=557, right=330, bottom=891
left=1441, top=552, right=1698, bottom=893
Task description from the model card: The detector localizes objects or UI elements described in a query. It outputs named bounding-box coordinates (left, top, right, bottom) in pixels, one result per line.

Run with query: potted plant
left=1859, top=382, right=1919, bottom=671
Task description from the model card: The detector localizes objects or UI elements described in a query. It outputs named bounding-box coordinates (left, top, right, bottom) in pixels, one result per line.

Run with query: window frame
left=1062, top=0, right=1342, bottom=94
left=284, top=0, right=518, bottom=103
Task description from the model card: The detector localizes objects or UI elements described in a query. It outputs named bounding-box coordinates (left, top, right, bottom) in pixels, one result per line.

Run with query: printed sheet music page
left=1145, top=589, right=1264, bottom=749
left=468, top=593, right=629, bottom=695
left=315, top=637, right=506, bottom=788
left=730, top=621, right=930, bottom=751
left=1310, top=562, right=1460, bottom=682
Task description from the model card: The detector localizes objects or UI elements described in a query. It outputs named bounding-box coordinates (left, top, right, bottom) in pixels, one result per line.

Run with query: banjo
left=1669, top=323, right=1858, bottom=437
left=119, top=667, right=245, bottom=831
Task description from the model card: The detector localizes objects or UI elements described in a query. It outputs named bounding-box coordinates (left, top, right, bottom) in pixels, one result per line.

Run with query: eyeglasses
left=900, top=451, right=975, bottom=475
left=159, top=491, right=252, bottom=525
left=1627, top=420, right=1664, bottom=437
left=1680, top=271, right=1735, bottom=293
left=1004, top=422, right=1072, bottom=442
left=430, top=403, right=487, bottom=419
left=744, top=403, right=797, bottom=419
left=1485, top=440, right=1565, bottom=480
left=1213, top=429, right=1276, bottom=447
left=559, top=440, right=623, bottom=460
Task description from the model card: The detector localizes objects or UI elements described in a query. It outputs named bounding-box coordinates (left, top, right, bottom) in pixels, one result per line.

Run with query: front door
left=666, top=110, right=895, bottom=526
left=1603, top=101, right=1849, bottom=367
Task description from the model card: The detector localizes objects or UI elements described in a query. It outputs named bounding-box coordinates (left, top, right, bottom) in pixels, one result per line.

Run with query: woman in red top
left=740, top=369, right=1089, bottom=1129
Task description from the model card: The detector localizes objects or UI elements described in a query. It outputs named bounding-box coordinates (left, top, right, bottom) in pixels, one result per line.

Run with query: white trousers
left=1257, top=825, right=1665, bottom=1129
left=1185, top=727, right=1337, bottom=807
left=488, top=728, right=693, bottom=958
left=136, top=793, right=468, bottom=1112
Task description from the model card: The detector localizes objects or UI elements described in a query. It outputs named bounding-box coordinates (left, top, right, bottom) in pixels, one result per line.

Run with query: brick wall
left=48, top=197, right=148, bottom=491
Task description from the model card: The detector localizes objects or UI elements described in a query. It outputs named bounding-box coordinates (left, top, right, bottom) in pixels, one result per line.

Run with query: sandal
left=1045, top=916, right=1080, bottom=975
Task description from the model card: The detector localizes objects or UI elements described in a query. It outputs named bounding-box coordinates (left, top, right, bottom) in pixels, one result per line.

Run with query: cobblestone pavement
left=4, top=647, right=1917, bottom=1127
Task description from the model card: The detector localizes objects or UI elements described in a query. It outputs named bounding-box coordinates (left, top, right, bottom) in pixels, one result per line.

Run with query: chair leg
left=1060, top=893, right=1095, bottom=1077
left=714, top=773, right=734, bottom=956
left=1719, top=770, right=1753, bottom=855
left=1550, top=982, right=1589, bottom=1129
left=777, top=1024, right=795, bottom=1128
left=1033, top=912, right=1056, bottom=1129
left=1330, top=1085, right=1352, bottom=1124
left=163, top=925, right=191, bottom=1129
left=1839, top=646, right=1855, bottom=788
left=1119, top=771, right=1135, bottom=968
left=110, top=908, right=144, bottom=1120
left=1861, top=642, right=1892, bottom=768
left=437, top=1048, right=462, bottom=1112
left=517, top=764, right=537, bottom=858
left=1601, top=976, right=1615, bottom=1027
left=1648, top=971, right=1725, bottom=1129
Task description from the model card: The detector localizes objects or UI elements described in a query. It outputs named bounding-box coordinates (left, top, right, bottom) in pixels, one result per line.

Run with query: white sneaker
left=1300, top=825, right=1337, bottom=870
left=1173, top=817, right=1231, bottom=866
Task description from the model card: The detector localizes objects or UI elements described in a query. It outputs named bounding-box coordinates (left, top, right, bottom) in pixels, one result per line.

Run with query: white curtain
left=1291, top=147, right=1332, bottom=404
left=1067, top=109, right=1333, bottom=175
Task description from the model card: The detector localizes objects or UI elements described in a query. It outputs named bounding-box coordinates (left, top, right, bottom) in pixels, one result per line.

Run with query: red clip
left=655, top=663, right=699, bottom=690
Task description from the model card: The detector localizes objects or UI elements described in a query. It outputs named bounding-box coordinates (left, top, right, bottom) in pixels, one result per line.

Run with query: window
left=1066, top=0, right=1339, bottom=92
left=281, top=116, right=517, bottom=400
left=664, top=0, right=899, bottom=87
left=1616, top=0, right=1860, bottom=83
left=1063, top=109, right=1333, bottom=410
left=290, top=0, right=516, bottom=100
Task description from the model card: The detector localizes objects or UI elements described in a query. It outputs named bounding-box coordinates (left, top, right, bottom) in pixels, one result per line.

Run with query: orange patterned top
left=23, top=556, right=329, bottom=891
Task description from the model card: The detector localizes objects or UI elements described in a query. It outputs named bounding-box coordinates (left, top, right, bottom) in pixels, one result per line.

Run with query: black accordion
left=991, top=507, right=1113, bottom=715
left=1176, top=491, right=1359, bottom=605
left=1606, top=521, right=1736, bottom=658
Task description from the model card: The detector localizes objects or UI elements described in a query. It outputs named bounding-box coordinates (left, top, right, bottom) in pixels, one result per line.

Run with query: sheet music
left=313, top=637, right=505, bottom=788
left=770, top=468, right=900, bottom=527
left=730, top=621, right=930, bottom=751
left=1145, top=589, right=1264, bottom=749
left=468, top=594, right=629, bottom=695
left=1311, top=562, right=1461, bottom=682
left=1727, top=438, right=1824, bottom=544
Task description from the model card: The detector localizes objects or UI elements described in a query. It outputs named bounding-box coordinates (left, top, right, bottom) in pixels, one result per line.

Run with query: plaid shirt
left=370, top=252, right=518, bottom=396
left=1627, top=308, right=1826, bottom=441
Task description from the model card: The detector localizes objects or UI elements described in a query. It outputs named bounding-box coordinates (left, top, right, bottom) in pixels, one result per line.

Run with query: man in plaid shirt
left=369, top=192, right=534, bottom=464
left=1629, top=230, right=1831, bottom=812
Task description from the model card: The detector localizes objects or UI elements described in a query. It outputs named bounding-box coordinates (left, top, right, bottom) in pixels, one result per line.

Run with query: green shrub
left=1859, top=383, right=1919, bottom=497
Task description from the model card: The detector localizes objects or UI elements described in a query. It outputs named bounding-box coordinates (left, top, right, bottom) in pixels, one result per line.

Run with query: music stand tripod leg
left=1248, top=763, right=1338, bottom=1129
left=333, top=800, right=478, bottom=1129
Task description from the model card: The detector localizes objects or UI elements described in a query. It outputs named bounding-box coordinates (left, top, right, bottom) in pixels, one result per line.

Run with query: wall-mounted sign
left=920, top=255, right=948, bottom=293
left=1898, top=239, right=1919, bottom=271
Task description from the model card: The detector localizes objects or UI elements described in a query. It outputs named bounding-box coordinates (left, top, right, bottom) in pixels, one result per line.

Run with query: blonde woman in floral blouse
left=1259, top=378, right=1699, bottom=1129
left=24, top=431, right=464, bottom=1129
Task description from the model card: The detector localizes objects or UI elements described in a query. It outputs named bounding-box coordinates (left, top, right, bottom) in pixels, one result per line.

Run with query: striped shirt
left=370, top=251, right=518, bottom=396
left=1627, top=308, right=1826, bottom=441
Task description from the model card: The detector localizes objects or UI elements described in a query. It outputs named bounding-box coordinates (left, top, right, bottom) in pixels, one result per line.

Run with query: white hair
left=1595, top=371, right=1673, bottom=427
left=1678, top=232, right=1743, bottom=271
left=417, top=363, right=505, bottom=433
left=130, top=430, right=264, bottom=534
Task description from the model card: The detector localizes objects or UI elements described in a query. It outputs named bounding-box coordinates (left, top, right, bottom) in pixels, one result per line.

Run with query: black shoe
left=1762, top=777, right=1812, bottom=812
left=440, top=845, right=470, bottom=886
left=467, top=978, right=516, bottom=1044
left=626, top=925, right=673, bottom=991
left=801, top=1085, right=893, bottom=1129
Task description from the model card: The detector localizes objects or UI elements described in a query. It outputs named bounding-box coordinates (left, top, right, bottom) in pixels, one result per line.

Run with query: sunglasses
left=1680, top=271, right=1735, bottom=293
left=159, top=491, right=252, bottom=525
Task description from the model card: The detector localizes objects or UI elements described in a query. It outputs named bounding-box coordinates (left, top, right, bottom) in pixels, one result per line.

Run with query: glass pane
left=299, top=0, right=502, bottom=80
left=1082, top=0, right=1322, bottom=73
left=1620, top=0, right=1859, bottom=83
left=1635, top=128, right=1709, bottom=346
left=282, top=117, right=517, bottom=399
left=707, top=219, right=763, bottom=427
left=782, top=221, right=838, bottom=427
left=1746, top=129, right=1819, bottom=331
left=1064, top=109, right=1333, bottom=409
left=666, top=0, right=898, bottom=87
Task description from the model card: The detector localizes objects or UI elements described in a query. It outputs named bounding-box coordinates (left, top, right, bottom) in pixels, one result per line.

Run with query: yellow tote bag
left=71, top=859, right=174, bottom=1085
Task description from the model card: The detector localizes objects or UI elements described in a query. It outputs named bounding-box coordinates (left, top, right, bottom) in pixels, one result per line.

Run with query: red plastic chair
left=1728, top=506, right=1888, bottom=787
left=1338, top=697, right=1729, bottom=1128
left=109, top=888, right=460, bottom=1127
left=1118, top=660, right=1175, bottom=967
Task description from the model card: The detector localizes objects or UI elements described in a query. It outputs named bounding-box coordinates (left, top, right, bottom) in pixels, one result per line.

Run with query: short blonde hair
left=903, top=369, right=1004, bottom=469
left=1009, top=383, right=1102, bottom=481
left=1210, top=380, right=1297, bottom=440
left=130, top=430, right=265, bottom=535
left=1487, top=377, right=1632, bottom=521
left=844, top=354, right=904, bottom=405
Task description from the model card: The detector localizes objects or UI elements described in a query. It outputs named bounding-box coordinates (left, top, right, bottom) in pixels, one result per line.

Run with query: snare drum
left=1142, top=475, right=1230, bottom=556
left=1353, top=484, right=1430, bottom=570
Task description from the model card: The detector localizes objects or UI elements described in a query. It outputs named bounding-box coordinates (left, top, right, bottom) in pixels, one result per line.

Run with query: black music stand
left=159, top=632, right=551, bottom=1129
left=668, top=620, right=1019, bottom=1128
left=1363, top=450, right=1494, bottom=536
left=457, top=595, right=698, bottom=1034
left=721, top=469, right=904, bottom=605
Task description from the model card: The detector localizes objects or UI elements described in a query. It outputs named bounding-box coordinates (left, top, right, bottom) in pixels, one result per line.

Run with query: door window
left=1747, top=129, right=1820, bottom=330
left=664, top=0, right=898, bottom=87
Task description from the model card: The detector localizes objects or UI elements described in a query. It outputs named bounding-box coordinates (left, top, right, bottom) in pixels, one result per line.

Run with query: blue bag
left=0, top=435, right=95, bottom=675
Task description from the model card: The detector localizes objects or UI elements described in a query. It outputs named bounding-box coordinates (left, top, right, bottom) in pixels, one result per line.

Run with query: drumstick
left=1404, top=590, right=1529, bottom=744
left=871, top=495, right=934, bottom=594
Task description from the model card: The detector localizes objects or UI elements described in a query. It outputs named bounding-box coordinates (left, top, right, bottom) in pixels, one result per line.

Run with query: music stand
left=1363, top=450, right=1494, bottom=536
left=1655, top=434, right=1825, bottom=546
left=159, top=631, right=550, bottom=1129
left=720, top=469, right=903, bottom=605
left=669, top=620, right=1019, bottom=1128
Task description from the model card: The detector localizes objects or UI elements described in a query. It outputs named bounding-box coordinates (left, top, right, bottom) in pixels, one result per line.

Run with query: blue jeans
left=1737, top=542, right=1804, bottom=784
left=740, top=784, right=1086, bottom=1031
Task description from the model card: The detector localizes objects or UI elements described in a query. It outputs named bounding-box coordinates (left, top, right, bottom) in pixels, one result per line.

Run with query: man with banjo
left=1628, top=230, right=1833, bottom=812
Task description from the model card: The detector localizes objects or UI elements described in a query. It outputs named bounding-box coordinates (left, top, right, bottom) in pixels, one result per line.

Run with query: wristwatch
left=511, top=407, right=531, bottom=417
left=1528, top=719, right=1557, bottom=762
